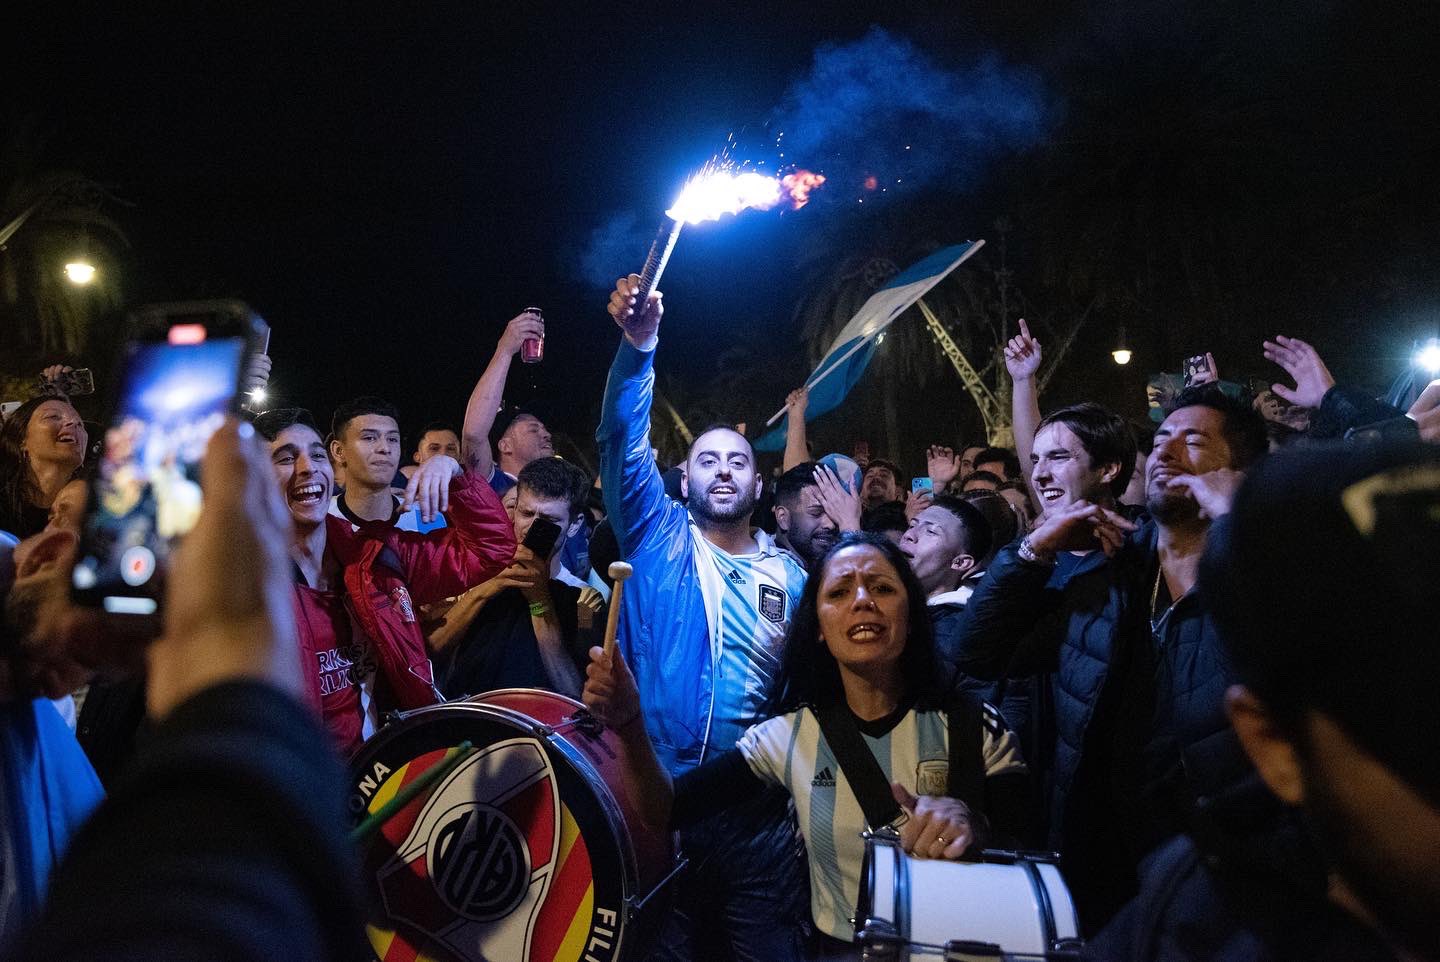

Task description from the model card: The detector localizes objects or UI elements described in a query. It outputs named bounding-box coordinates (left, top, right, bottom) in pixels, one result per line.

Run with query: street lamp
left=64, top=260, right=96, bottom=284
left=1416, top=338, right=1440, bottom=375
left=1111, top=326, right=1133, bottom=366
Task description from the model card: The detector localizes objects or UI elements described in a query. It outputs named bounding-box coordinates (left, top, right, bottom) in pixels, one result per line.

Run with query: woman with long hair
left=584, top=532, right=1030, bottom=958
left=0, top=395, right=89, bottom=539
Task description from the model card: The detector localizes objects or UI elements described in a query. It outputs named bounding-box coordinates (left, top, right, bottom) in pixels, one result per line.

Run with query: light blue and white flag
left=754, top=241, right=984, bottom=452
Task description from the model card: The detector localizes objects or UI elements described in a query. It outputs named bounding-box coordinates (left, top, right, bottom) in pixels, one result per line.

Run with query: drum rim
left=348, top=696, right=646, bottom=951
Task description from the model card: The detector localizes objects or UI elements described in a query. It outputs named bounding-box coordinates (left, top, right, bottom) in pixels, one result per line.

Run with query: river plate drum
left=348, top=689, right=672, bottom=962
left=855, top=836, right=1082, bottom=959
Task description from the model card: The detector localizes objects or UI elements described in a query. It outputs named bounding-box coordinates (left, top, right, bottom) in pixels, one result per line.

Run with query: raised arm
left=1004, top=318, right=1044, bottom=493
left=597, top=276, right=679, bottom=557
left=782, top=386, right=811, bottom=471
left=397, top=461, right=517, bottom=604
left=460, top=310, right=545, bottom=479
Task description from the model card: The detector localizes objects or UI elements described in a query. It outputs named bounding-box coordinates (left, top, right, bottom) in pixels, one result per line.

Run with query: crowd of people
left=0, top=279, right=1437, bottom=961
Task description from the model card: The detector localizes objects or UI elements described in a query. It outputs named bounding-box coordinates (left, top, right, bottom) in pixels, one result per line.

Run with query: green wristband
left=528, top=601, right=548, bottom=617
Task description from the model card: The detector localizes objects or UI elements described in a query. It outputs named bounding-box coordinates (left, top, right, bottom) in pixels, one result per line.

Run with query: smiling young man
left=601, top=276, right=810, bottom=962
left=256, top=408, right=514, bottom=753
left=326, top=397, right=441, bottom=533
left=772, top=461, right=842, bottom=567
left=953, top=385, right=1268, bottom=930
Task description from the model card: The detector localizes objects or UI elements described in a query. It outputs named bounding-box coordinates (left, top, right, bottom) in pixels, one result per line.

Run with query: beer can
left=521, top=306, right=544, bottom=364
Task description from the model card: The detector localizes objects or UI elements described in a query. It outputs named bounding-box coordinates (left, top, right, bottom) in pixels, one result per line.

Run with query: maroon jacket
left=294, top=469, right=514, bottom=752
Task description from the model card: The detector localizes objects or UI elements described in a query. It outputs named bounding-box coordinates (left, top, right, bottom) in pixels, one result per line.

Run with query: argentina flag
left=753, top=240, right=985, bottom=451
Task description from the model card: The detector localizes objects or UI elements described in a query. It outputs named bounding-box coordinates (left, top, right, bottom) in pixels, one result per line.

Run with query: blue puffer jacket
left=597, top=340, right=806, bottom=776
left=953, top=522, right=1248, bottom=924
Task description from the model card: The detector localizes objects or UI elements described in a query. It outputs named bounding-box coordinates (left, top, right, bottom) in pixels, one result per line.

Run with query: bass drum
left=855, top=835, right=1082, bottom=960
left=347, top=689, right=674, bottom=962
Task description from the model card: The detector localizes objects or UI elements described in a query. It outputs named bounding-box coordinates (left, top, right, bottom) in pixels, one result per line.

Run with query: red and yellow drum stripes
left=360, top=743, right=604, bottom=962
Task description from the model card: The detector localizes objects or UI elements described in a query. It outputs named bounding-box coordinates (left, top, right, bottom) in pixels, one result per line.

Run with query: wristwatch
left=1017, top=536, right=1057, bottom=567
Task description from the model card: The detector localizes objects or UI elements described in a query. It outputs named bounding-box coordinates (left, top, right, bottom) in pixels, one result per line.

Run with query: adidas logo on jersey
left=727, top=569, right=746, bottom=585
left=811, top=766, right=836, bottom=788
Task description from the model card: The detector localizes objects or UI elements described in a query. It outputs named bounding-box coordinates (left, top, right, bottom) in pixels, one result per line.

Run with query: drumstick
left=602, top=561, right=633, bottom=658
left=348, top=740, right=473, bottom=843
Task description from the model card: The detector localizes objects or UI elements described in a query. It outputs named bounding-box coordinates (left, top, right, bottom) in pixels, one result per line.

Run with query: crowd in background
left=0, top=282, right=1438, bottom=961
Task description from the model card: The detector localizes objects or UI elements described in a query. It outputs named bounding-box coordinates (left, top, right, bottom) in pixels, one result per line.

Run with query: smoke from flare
left=666, top=167, right=826, bottom=224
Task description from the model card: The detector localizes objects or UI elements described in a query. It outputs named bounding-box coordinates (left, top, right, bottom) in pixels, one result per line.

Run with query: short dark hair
left=1036, top=402, right=1139, bottom=498
left=252, top=407, right=320, bottom=442
left=516, top=457, right=589, bottom=519
left=959, top=469, right=1005, bottom=491
left=961, top=490, right=1020, bottom=568
left=972, top=446, right=1021, bottom=480
left=861, top=501, right=909, bottom=536
left=926, top=494, right=992, bottom=561
left=772, top=532, right=944, bottom=713
left=1167, top=385, right=1269, bottom=469
left=419, top=421, right=459, bottom=438
left=331, top=397, right=400, bottom=442
left=689, top=423, right=754, bottom=460
left=864, top=458, right=902, bottom=488
left=773, top=461, right=818, bottom=509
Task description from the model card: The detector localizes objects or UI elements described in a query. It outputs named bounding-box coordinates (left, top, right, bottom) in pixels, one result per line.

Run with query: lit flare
left=666, top=166, right=827, bottom=224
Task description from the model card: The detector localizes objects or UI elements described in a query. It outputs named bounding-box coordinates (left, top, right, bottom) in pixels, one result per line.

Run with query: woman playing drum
left=584, top=532, right=1031, bottom=958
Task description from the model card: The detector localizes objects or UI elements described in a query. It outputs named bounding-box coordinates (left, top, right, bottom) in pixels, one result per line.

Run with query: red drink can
left=521, top=306, right=544, bottom=363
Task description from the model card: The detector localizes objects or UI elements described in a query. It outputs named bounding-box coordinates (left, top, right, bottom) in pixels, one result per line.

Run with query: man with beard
left=1089, top=440, right=1440, bottom=961
left=859, top=457, right=903, bottom=512
left=771, top=462, right=844, bottom=567
left=601, top=276, right=809, bottom=962
left=953, top=385, right=1268, bottom=930
left=256, top=408, right=513, bottom=753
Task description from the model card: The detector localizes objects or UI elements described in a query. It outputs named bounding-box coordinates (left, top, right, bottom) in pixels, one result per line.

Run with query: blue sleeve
left=596, top=339, right=682, bottom=558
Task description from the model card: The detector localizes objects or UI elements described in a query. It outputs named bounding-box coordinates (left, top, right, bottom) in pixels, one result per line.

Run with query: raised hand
left=786, top=386, right=809, bottom=420
left=1263, top=335, right=1335, bottom=409
left=1003, top=318, right=1042, bottom=382
left=1026, top=499, right=1138, bottom=560
left=812, top=463, right=863, bottom=533
left=608, top=274, right=664, bottom=350
left=891, top=782, right=975, bottom=860
left=583, top=644, right=642, bottom=731
left=242, top=352, right=272, bottom=394
left=1165, top=468, right=1244, bottom=520
left=497, top=309, right=545, bottom=357
left=402, top=454, right=461, bottom=523
left=926, top=445, right=961, bottom=487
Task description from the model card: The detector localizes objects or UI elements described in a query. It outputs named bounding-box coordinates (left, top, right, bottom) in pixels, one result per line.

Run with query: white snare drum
left=855, top=836, right=1082, bottom=960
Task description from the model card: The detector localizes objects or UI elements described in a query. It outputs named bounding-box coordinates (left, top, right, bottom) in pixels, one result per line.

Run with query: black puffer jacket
left=954, top=521, right=1248, bottom=926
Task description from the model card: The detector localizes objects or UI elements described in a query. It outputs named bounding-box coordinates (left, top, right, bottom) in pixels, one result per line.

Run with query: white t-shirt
left=736, top=703, right=1025, bottom=940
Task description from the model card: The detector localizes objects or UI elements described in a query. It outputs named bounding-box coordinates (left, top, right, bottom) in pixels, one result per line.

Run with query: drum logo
left=427, top=803, right=529, bottom=922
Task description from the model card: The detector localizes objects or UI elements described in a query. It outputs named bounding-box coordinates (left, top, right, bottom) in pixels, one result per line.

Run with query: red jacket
left=294, top=470, right=515, bottom=752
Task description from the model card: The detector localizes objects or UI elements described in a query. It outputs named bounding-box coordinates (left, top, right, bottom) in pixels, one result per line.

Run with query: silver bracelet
left=1017, top=536, right=1056, bottom=567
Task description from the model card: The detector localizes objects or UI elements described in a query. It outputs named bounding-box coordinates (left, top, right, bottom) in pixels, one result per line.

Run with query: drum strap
left=812, top=701, right=906, bottom=831
left=812, top=698, right=989, bottom=835
left=945, top=694, right=986, bottom=819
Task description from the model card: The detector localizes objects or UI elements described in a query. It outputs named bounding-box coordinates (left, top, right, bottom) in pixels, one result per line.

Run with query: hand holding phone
left=521, top=517, right=564, bottom=558
left=1183, top=352, right=1218, bottom=387
left=72, top=302, right=268, bottom=615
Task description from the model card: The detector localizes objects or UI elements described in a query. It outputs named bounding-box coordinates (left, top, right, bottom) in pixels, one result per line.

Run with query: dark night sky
left=8, top=2, right=1440, bottom=471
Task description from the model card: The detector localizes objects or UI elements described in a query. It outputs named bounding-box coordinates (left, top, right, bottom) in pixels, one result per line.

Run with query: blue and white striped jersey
left=736, top=704, right=1026, bottom=940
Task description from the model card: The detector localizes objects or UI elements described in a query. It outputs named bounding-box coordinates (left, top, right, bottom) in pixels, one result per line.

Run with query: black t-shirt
left=434, top=581, right=596, bottom=698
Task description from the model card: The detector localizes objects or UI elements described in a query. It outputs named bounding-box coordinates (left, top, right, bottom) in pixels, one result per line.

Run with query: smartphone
left=38, top=368, right=95, bottom=397
left=521, top=517, right=564, bottom=558
left=72, top=302, right=268, bottom=615
left=911, top=477, right=934, bottom=494
left=1182, top=354, right=1213, bottom=387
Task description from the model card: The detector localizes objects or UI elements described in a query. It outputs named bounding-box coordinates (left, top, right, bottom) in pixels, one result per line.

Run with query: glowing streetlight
left=1111, top=326, right=1133, bottom=365
left=64, top=260, right=96, bottom=285
left=1416, top=339, right=1440, bottom=375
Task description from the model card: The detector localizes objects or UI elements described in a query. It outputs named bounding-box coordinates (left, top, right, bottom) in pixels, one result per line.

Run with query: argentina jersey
left=697, top=532, right=807, bottom=757
left=737, top=704, right=1026, bottom=940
